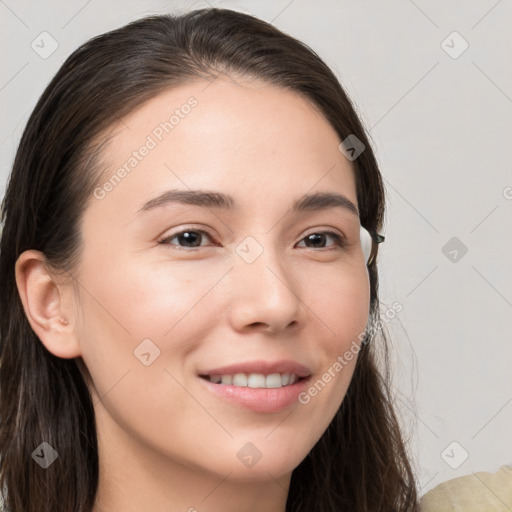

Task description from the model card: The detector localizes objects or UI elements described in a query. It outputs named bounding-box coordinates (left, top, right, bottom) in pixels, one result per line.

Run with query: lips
left=198, top=370, right=311, bottom=413
left=196, top=359, right=313, bottom=413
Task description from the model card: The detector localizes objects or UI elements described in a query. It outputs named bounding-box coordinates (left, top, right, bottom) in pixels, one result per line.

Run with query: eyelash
left=157, top=228, right=346, bottom=252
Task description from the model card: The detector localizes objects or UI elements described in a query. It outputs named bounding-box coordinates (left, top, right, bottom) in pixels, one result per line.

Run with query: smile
left=200, top=372, right=302, bottom=388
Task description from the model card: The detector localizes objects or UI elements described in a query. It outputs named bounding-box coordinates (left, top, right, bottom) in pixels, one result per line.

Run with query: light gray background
left=1, top=0, right=511, bottom=497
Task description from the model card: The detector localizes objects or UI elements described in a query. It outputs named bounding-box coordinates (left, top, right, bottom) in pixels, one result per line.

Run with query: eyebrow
left=137, top=189, right=359, bottom=217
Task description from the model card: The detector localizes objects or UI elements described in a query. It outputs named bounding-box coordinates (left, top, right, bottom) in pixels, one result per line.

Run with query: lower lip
left=198, top=376, right=310, bottom=413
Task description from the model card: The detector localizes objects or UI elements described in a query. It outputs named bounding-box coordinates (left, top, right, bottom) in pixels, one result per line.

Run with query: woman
left=0, top=8, right=418, bottom=511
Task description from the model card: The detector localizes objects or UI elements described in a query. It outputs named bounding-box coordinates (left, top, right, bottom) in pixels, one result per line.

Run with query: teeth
left=265, top=373, right=283, bottom=388
left=220, top=375, right=232, bottom=385
left=206, top=372, right=299, bottom=388
left=248, top=374, right=265, bottom=388
left=232, top=373, right=248, bottom=386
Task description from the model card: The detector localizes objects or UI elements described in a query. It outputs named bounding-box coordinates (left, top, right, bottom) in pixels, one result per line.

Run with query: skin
left=15, top=74, right=370, bottom=512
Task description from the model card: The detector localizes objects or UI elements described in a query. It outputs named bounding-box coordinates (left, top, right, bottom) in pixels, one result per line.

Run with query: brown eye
left=296, top=231, right=346, bottom=249
left=158, top=229, right=214, bottom=250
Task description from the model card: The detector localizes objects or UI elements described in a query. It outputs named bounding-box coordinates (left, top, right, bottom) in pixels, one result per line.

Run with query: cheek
left=73, top=253, right=231, bottom=412
left=306, top=258, right=371, bottom=343
left=73, top=258, right=221, bottom=465
left=77, top=252, right=223, bottom=342
left=296, top=260, right=370, bottom=420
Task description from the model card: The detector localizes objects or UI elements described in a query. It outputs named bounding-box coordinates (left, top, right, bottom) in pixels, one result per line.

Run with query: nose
left=227, top=244, right=304, bottom=335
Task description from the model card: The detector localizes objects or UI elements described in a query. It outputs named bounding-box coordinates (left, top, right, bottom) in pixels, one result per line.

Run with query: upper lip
left=198, top=359, right=312, bottom=378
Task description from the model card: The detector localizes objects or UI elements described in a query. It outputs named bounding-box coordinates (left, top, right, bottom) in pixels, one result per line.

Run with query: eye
left=296, top=230, right=346, bottom=250
left=158, top=228, right=215, bottom=250
left=158, top=228, right=346, bottom=251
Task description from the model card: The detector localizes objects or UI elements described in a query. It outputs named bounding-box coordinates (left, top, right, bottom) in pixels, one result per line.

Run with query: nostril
left=248, top=322, right=266, bottom=329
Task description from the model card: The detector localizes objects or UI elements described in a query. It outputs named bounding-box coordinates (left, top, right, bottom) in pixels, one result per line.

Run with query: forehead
left=91, top=75, right=357, bottom=220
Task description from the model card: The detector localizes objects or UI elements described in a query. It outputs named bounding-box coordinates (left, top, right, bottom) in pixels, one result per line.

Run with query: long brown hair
left=0, top=8, right=419, bottom=511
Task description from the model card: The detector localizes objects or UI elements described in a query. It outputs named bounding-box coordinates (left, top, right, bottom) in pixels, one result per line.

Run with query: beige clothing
left=420, top=465, right=512, bottom=511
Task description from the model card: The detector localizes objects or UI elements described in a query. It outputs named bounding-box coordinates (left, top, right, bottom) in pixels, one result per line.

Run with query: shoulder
left=420, top=464, right=512, bottom=512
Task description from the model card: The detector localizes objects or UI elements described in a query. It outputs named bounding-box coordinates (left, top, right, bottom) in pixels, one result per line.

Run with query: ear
left=15, top=250, right=82, bottom=359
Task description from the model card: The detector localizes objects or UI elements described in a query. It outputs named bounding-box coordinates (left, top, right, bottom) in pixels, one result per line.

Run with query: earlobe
left=14, top=250, right=82, bottom=359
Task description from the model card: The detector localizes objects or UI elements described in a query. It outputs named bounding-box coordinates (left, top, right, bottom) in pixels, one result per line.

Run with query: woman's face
left=73, top=75, right=370, bottom=482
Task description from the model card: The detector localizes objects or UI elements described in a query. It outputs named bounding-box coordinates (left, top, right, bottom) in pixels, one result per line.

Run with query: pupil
left=179, top=231, right=200, bottom=247
left=307, top=233, right=324, bottom=247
